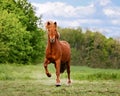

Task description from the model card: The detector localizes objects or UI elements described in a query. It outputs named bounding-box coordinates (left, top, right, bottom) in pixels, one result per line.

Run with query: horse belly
left=61, top=52, right=70, bottom=62
left=61, top=44, right=71, bottom=62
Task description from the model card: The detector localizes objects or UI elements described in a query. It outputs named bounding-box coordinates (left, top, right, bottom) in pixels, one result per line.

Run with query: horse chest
left=46, top=47, right=61, bottom=61
left=47, top=52, right=55, bottom=59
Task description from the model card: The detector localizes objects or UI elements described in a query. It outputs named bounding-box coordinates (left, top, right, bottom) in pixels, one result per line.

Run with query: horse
left=43, top=21, right=71, bottom=86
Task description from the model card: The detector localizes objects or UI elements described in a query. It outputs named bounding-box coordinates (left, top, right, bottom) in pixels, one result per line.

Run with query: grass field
left=0, top=64, right=120, bottom=96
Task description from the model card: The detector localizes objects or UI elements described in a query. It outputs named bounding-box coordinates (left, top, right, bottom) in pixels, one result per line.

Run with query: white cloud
left=78, top=19, right=102, bottom=25
left=103, top=7, right=120, bottom=18
left=98, top=0, right=111, bottom=6
left=104, top=27, right=120, bottom=37
left=48, top=19, right=103, bottom=28
left=31, top=0, right=120, bottom=37
left=32, top=1, right=98, bottom=28
left=32, top=2, right=95, bottom=19
left=88, top=26, right=120, bottom=38
left=111, top=19, right=120, bottom=25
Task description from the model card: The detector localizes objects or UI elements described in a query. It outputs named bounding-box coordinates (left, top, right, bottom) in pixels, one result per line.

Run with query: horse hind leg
left=44, top=59, right=51, bottom=77
left=60, top=63, right=66, bottom=73
left=66, top=61, right=71, bottom=85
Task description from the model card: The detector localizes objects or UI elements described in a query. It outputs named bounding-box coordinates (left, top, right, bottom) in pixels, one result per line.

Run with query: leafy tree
left=15, top=0, right=45, bottom=63
left=0, top=0, right=45, bottom=64
left=58, top=27, right=120, bottom=69
left=0, top=10, right=31, bottom=63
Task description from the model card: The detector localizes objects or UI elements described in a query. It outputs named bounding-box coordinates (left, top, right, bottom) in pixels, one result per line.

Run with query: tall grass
left=0, top=64, right=120, bottom=81
left=0, top=64, right=41, bottom=80
left=61, top=66, right=120, bottom=81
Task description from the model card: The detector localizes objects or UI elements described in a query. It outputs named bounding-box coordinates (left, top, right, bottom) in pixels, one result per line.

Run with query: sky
left=28, top=0, right=120, bottom=38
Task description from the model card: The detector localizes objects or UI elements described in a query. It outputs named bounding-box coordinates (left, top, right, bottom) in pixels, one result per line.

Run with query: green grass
left=70, top=66, right=120, bottom=81
left=0, top=64, right=120, bottom=96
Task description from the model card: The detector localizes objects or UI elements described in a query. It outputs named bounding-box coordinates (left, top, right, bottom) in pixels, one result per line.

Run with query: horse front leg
left=55, top=59, right=61, bottom=86
left=44, top=58, right=51, bottom=77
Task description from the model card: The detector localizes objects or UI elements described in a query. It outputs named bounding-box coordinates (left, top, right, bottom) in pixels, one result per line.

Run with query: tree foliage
left=0, top=0, right=120, bottom=68
left=0, top=0, right=45, bottom=64
left=59, top=28, right=120, bottom=69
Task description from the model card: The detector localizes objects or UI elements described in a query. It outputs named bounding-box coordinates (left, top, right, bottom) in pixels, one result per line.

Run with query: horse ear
left=46, top=21, right=50, bottom=29
left=47, top=21, right=50, bottom=26
left=54, top=22, right=57, bottom=27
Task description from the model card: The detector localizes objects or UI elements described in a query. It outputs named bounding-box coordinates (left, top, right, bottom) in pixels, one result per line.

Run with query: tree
left=58, top=27, right=120, bottom=69
left=0, top=0, right=45, bottom=64
left=15, top=0, right=45, bottom=63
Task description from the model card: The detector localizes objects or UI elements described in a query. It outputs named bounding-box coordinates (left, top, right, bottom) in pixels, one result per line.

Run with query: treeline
left=0, top=0, right=45, bottom=64
left=0, top=0, right=120, bottom=69
left=59, top=28, right=120, bottom=69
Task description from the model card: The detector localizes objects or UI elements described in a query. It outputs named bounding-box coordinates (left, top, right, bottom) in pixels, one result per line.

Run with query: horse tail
left=60, top=63, right=66, bottom=73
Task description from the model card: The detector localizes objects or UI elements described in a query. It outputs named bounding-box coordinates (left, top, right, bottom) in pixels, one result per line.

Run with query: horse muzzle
left=50, top=38, right=55, bottom=43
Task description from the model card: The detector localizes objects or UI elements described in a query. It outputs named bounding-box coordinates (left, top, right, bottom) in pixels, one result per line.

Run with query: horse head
left=46, top=21, right=60, bottom=43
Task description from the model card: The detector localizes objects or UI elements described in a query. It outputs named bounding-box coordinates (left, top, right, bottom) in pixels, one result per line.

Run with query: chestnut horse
left=43, top=21, right=71, bottom=86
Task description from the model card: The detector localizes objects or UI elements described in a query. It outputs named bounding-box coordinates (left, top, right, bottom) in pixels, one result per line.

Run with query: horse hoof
left=67, top=81, right=71, bottom=86
left=56, top=83, right=61, bottom=87
left=47, top=73, right=51, bottom=77
left=67, top=83, right=71, bottom=86
left=68, top=81, right=71, bottom=84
